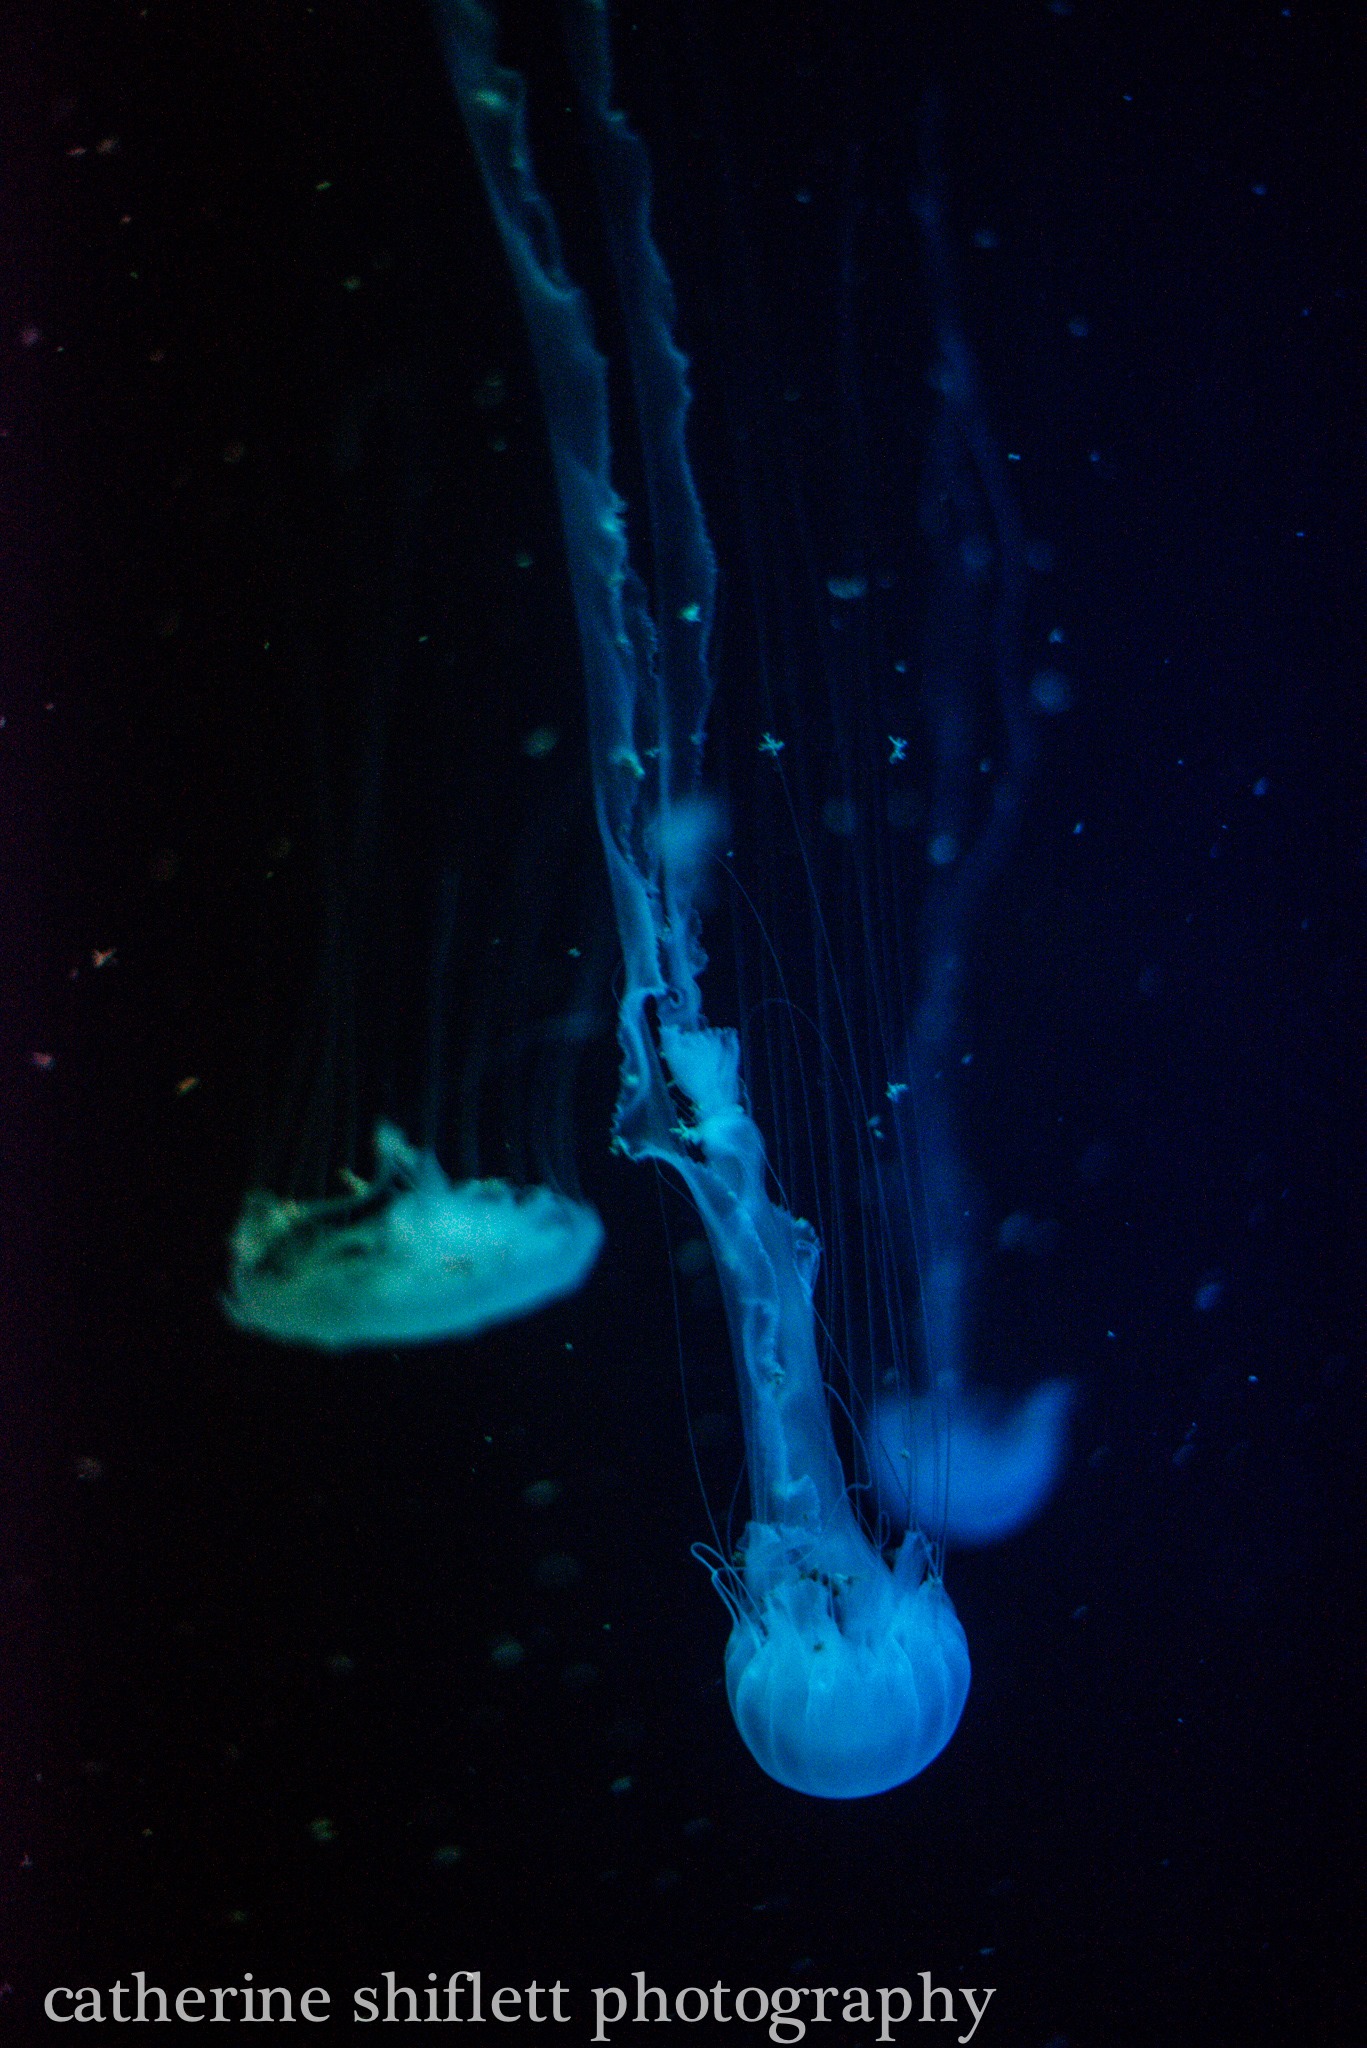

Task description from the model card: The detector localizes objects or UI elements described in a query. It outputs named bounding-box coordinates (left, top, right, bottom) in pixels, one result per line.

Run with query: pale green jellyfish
left=220, top=286, right=604, bottom=1356
left=224, top=1121, right=603, bottom=1351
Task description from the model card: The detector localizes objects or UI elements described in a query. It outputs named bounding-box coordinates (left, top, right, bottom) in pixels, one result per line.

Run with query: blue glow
left=873, top=1379, right=1075, bottom=1548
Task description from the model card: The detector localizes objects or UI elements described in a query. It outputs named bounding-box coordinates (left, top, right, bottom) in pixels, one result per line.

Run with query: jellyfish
left=221, top=292, right=604, bottom=1354
left=441, top=0, right=971, bottom=1798
left=862, top=127, right=1073, bottom=1547
left=444, top=0, right=1092, bottom=1791
left=224, top=1121, right=603, bottom=1351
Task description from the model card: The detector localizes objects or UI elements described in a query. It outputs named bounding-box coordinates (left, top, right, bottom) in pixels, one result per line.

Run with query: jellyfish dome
left=720, top=1523, right=970, bottom=1801
left=224, top=1121, right=603, bottom=1351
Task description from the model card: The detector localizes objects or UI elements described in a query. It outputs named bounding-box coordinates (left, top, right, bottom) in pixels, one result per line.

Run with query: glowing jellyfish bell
left=722, top=1525, right=969, bottom=1801
left=223, top=1121, right=603, bottom=1351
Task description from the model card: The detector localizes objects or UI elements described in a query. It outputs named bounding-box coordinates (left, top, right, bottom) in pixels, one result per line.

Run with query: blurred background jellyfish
left=220, top=199, right=604, bottom=1352
left=440, top=0, right=1073, bottom=1792
left=856, top=120, right=1075, bottom=1548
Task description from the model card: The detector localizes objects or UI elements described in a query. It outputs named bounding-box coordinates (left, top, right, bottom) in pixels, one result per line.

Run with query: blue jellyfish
left=441, top=0, right=970, bottom=1799
left=857, top=132, right=1074, bottom=1547
left=441, top=0, right=1079, bottom=1794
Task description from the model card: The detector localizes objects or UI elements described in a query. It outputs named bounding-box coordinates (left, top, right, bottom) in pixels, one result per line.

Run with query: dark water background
left=2, top=0, right=1361, bottom=2040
